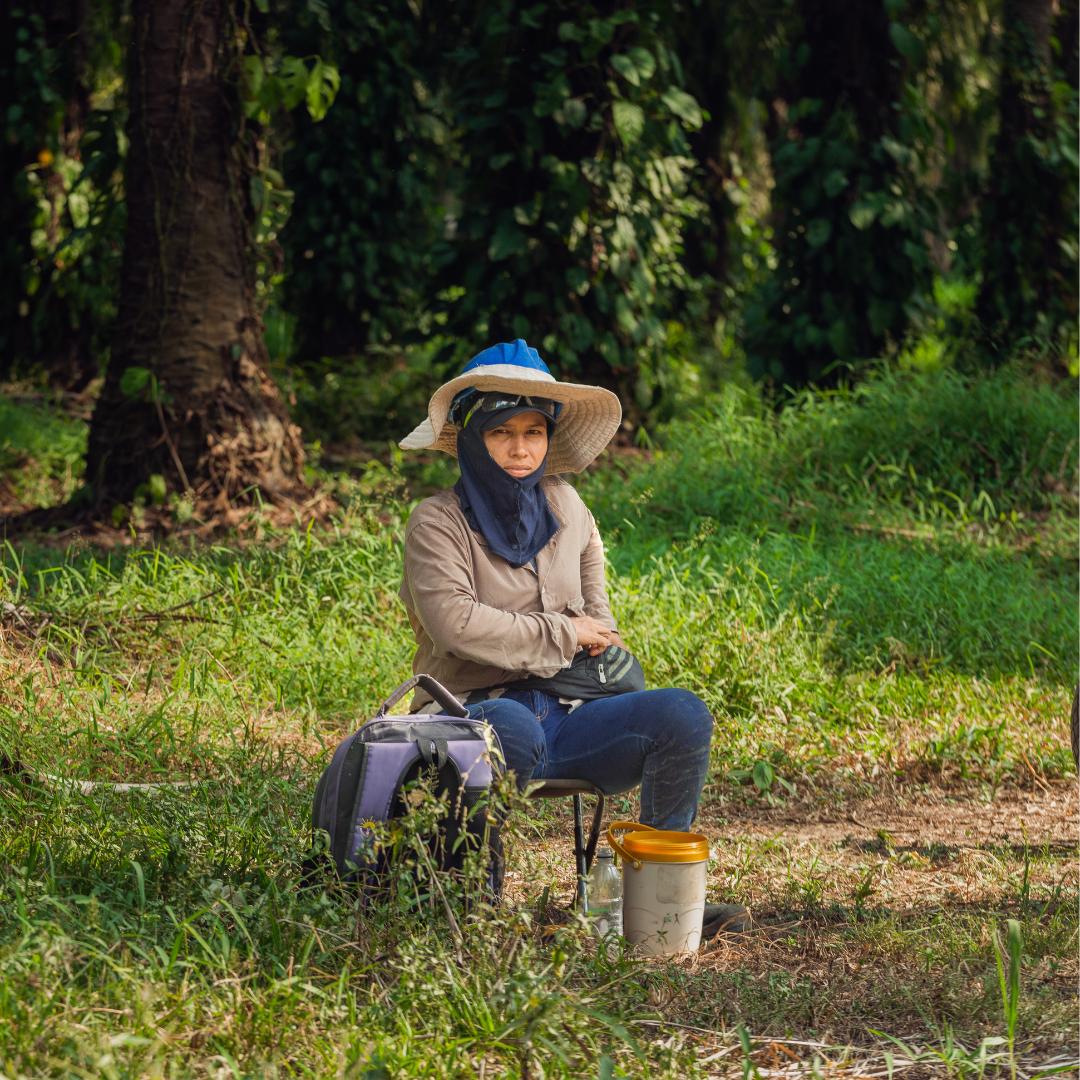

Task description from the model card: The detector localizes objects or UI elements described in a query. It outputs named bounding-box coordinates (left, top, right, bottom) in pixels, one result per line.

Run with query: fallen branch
left=35, top=772, right=207, bottom=794
left=2, top=753, right=208, bottom=794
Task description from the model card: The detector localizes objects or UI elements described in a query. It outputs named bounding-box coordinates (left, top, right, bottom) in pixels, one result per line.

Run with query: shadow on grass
left=846, top=837, right=1077, bottom=861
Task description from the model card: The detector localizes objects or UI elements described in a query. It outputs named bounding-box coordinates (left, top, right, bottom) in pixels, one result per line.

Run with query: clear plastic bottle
left=585, top=847, right=623, bottom=939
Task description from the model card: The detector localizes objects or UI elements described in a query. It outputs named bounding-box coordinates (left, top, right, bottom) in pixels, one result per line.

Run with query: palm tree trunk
left=86, top=0, right=305, bottom=509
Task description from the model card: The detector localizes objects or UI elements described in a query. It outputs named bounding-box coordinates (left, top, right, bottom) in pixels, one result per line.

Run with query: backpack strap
left=341, top=741, right=426, bottom=874
left=332, top=734, right=369, bottom=871
left=416, top=735, right=450, bottom=771
left=377, top=674, right=468, bottom=718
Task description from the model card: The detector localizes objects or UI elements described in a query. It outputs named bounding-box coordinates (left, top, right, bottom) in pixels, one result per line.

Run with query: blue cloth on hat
left=461, top=338, right=551, bottom=376
left=453, top=383, right=560, bottom=568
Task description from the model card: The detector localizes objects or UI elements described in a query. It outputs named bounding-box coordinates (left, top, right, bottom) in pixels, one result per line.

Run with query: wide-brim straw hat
left=399, top=339, right=622, bottom=474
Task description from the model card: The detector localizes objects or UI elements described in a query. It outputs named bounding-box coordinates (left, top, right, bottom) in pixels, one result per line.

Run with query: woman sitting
left=397, top=338, right=713, bottom=833
left=399, top=340, right=749, bottom=933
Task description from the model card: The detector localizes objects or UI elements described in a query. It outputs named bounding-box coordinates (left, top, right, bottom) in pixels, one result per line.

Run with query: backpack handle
left=377, top=673, right=469, bottom=718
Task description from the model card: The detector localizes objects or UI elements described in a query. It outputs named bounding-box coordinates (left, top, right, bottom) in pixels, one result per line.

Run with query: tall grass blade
left=993, top=917, right=1023, bottom=1080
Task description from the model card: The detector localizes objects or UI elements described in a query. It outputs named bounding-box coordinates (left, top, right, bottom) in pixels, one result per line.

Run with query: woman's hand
left=570, top=615, right=618, bottom=656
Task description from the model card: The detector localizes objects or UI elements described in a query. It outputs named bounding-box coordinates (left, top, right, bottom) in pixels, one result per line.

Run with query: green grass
left=0, top=391, right=86, bottom=509
left=1, top=364, right=1077, bottom=1076
left=585, top=364, right=1078, bottom=537
left=584, top=364, right=1078, bottom=681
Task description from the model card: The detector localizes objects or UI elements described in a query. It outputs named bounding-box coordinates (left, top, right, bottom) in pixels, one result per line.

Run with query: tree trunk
left=86, top=0, right=305, bottom=509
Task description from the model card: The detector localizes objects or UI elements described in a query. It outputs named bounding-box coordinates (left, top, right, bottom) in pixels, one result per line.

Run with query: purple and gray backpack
left=310, top=674, right=504, bottom=892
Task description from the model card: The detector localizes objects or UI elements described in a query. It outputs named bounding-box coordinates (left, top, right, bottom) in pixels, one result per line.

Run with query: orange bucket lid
left=607, top=821, right=709, bottom=865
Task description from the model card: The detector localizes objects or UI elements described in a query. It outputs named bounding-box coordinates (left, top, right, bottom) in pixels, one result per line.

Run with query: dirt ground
left=512, top=780, right=1078, bottom=912
left=507, top=780, right=1078, bottom=1075
left=712, top=783, right=1077, bottom=849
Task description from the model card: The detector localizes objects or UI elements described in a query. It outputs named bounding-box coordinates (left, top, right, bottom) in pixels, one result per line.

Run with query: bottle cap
left=597, top=847, right=614, bottom=860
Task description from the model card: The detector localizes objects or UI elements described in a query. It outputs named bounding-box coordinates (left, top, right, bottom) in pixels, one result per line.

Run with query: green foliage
left=2, top=0, right=1077, bottom=416
left=744, top=1, right=933, bottom=387
left=976, top=1, right=1079, bottom=361
left=440, top=1, right=704, bottom=408
left=19, top=113, right=126, bottom=370
left=0, top=3, right=126, bottom=379
left=241, top=54, right=340, bottom=125
left=0, top=6, right=66, bottom=369
left=898, top=275, right=981, bottom=372
left=898, top=2, right=1001, bottom=276
left=275, top=0, right=707, bottom=414
left=277, top=1, right=451, bottom=360
left=233, top=11, right=342, bottom=315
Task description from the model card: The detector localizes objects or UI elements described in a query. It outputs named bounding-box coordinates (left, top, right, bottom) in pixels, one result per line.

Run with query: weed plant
left=584, top=364, right=1077, bottom=536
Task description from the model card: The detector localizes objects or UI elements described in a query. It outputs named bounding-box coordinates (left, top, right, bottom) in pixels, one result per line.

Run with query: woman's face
left=481, top=410, right=549, bottom=478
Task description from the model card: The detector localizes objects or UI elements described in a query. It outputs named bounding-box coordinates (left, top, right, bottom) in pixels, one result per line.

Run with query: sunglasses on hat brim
left=451, top=391, right=561, bottom=428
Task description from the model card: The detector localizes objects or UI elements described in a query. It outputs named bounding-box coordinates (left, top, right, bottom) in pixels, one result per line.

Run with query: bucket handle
left=607, top=820, right=656, bottom=870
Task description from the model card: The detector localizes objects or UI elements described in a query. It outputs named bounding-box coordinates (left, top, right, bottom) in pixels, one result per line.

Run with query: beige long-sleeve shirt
left=399, top=477, right=616, bottom=710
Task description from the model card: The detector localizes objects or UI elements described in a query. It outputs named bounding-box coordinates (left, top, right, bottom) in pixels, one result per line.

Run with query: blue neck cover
left=453, top=408, right=559, bottom=568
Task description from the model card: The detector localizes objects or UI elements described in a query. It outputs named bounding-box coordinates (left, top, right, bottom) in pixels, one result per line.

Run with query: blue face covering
left=453, top=404, right=560, bottom=568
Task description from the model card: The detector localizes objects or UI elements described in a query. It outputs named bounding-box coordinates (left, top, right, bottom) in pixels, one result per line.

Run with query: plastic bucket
left=607, top=821, right=709, bottom=955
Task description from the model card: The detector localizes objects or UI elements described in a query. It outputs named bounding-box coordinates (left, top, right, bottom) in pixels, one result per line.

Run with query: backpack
left=309, top=673, right=504, bottom=895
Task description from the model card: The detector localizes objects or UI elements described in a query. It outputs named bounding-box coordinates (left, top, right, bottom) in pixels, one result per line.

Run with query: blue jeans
left=466, top=689, right=713, bottom=830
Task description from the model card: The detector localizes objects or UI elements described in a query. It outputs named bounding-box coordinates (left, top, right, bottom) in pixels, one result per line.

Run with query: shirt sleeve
left=404, top=517, right=579, bottom=676
left=580, top=509, right=617, bottom=631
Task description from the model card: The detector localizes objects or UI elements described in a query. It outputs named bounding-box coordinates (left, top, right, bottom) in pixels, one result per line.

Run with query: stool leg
left=584, top=792, right=605, bottom=875
left=573, top=793, right=587, bottom=908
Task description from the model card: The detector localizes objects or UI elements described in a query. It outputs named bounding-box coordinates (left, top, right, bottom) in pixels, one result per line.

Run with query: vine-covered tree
left=437, top=0, right=705, bottom=410
left=276, top=0, right=708, bottom=415
left=279, top=1, right=446, bottom=362
left=85, top=0, right=306, bottom=510
left=976, top=0, right=1078, bottom=356
left=744, top=0, right=931, bottom=388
